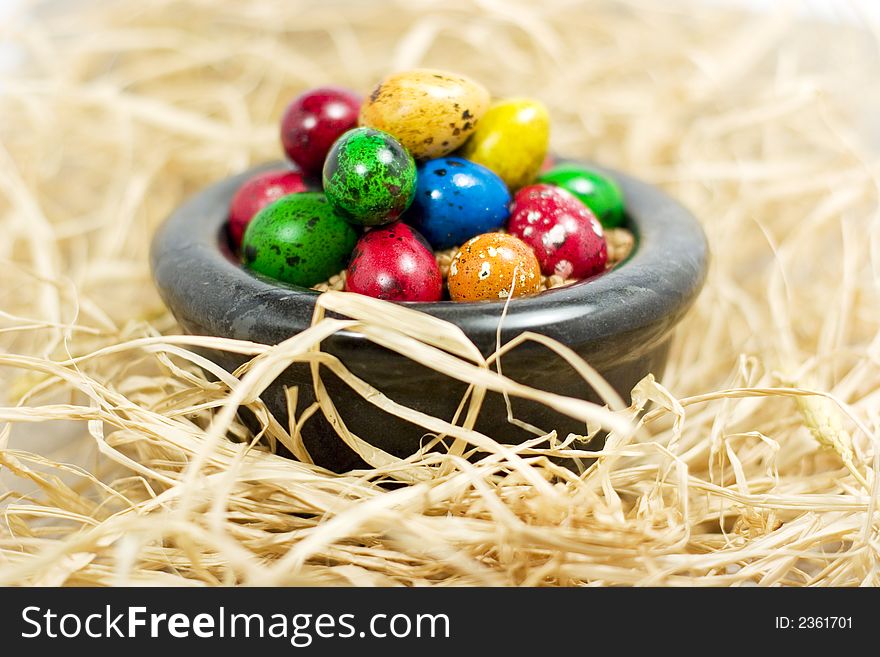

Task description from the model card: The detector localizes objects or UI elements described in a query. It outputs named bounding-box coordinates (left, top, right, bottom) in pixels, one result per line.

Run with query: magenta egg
left=345, top=222, right=443, bottom=302
left=280, top=87, right=362, bottom=176
left=508, top=184, right=608, bottom=279
left=228, top=168, right=308, bottom=246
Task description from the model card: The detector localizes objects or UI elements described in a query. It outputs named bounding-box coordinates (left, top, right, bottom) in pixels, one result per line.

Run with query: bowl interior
left=219, top=210, right=641, bottom=305
left=151, top=159, right=708, bottom=356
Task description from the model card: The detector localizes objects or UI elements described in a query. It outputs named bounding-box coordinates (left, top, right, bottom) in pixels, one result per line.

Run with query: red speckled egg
left=228, top=168, right=308, bottom=246
left=345, top=221, right=442, bottom=302
left=508, top=184, right=607, bottom=279
left=280, top=87, right=361, bottom=176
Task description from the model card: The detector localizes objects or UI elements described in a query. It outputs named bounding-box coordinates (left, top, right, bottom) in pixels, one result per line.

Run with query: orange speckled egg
left=448, top=233, right=542, bottom=302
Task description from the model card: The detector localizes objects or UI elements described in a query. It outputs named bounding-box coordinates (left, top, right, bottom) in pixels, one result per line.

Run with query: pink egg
left=345, top=221, right=442, bottom=302
left=228, top=168, right=308, bottom=247
left=508, top=184, right=608, bottom=279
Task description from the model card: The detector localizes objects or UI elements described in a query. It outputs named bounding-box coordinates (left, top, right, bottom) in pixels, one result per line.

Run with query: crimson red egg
left=280, top=87, right=362, bottom=176
left=345, top=222, right=442, bottom=302
left=228, top=168, right=308, bottom=246
left=508, top=184, right=608, bottom=279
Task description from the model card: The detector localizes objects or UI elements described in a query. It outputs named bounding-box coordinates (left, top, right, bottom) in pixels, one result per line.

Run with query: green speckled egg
left=538, top=163, right=625, bottom=228
left=241, top=192, right=358, bottom=287
left=459, top=98, right=549, bottom=191
left=322, top=127, right=417, bottom=226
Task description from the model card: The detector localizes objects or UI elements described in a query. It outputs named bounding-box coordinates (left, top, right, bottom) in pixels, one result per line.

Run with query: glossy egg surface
left=447, top=232, right=541, bottom=302
left=280, top=87, right=361, bottom=176
left=241, top=192, right=358, bottom=287
left=508, top=184, right=607, bottom=279
left=323, top=127, right=417, bottom=226
left=537, top=163, right=625, bottom=228
left=406, top=156, right=510, bottom=250
left=359, top=69, right=489, bottom=159
left=228, top=168, right=308, bottom=247
left=345, top=221, right=442, bottom=302
left=458, top=97, right=549, bottom=190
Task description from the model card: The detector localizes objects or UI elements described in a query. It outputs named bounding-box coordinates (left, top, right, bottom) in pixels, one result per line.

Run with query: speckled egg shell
left=228, top=168, right=309, bottom=247
left=459, top=98, right=550, bottom=190
left=447, top=232, right=541, bottom=302
left=241, top=192, right=358, bottom=288
left=359, top=69, right=490, bottom=159
left=406, top=156, right=511, bottom=250
left=538, top=163, right=625, bottom=228
left=323, top=127, right=417, bottom=227
left=345, top=221, right=442, bottom=302
left=508, top=184, right=608, bottom=280
left=280, top=87, right=361, bottom=177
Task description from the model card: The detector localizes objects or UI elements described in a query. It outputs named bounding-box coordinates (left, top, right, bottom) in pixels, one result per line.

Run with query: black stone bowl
left=150, top=161, right=709, bottom=472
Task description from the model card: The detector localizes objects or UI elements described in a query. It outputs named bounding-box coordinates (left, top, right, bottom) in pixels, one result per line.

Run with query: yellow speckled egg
left=459, top=98, right=550, bottom=190
left=448, top=233, right=542, bottom=302
left=359, top=69, right=490, bottom=159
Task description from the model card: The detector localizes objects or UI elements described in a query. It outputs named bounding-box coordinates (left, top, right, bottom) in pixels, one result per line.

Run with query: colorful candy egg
left=345, top=222, right=442, bottom=302
left=280, top=87, right=361, bottom=176
left=459, top=98, right=549, bottom=190
left=508, top=184, right=607, bottom=279
left=447, top=233, right=541, bottom=302
left=538, top=163, right=625, bottom=228
left=359, top=69, right=490, bottom=159
left=406, top=156, right=510, bottom=250
left=241, top=192, right=358, bottom=288
left=322, top=127, right=417, bottom=226
left=228, top=168, right=308, bottom=247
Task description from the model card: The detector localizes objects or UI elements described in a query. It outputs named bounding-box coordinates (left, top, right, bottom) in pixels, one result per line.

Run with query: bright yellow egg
left=359, top=69, right=490, bottom=159
left=459, top=98, right=550, bottom=190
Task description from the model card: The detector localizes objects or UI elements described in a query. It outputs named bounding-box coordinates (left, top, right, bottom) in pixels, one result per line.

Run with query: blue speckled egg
left=406, top=157, right=511, bottom=250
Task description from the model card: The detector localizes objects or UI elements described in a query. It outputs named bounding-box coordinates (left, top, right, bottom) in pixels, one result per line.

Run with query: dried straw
left=0, top=0, right=878, bottom=586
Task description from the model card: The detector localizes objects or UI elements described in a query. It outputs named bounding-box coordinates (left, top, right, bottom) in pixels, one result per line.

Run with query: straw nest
left=0, top=0, right=878, bottom=586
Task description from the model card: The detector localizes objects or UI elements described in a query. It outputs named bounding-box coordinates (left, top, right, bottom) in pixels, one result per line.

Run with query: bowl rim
left=151, top=159, right=709, bottom=350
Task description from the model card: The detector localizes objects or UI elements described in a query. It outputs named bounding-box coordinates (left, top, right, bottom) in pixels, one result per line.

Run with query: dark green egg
left=538, top=163, right=625, bottom=228
left=322, top=127, right=417, bottom=226
left=241, top=192, right=358, bottom=287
